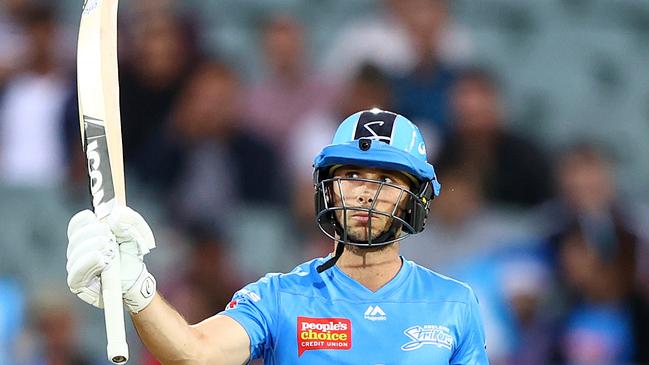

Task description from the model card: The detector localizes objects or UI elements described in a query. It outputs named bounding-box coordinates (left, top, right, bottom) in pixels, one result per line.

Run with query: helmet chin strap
left=316, top=217, right=402, bottom=273
left=316, top=239, right=345, bottom=273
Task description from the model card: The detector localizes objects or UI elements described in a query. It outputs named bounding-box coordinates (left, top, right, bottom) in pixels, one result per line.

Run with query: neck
left=334, top=242, right=402, bottom=292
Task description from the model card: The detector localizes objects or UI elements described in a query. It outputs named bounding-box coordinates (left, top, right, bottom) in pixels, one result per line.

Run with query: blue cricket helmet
left=313, top=109, right=442, bottom=272
left=314, top=108, right=441, bottom=194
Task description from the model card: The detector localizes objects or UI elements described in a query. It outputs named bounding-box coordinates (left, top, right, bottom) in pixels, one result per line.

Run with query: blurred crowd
left=1, top=0, right=649, bottom=364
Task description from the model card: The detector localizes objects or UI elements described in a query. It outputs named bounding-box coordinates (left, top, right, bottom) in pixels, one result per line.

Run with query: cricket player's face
left=332, top=166, right=411, bottom=242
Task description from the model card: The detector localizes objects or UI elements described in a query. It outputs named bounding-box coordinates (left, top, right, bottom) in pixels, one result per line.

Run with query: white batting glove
left=66, top=206, right=157, bottom=313
left=66, top=210, right=118, bottom=308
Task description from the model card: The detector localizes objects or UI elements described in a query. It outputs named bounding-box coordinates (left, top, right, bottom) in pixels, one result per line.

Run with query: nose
left=356, top=188, right=375, bottom=205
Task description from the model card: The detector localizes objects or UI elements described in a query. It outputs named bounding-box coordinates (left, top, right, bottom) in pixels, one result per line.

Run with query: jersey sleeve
left=451, top=288, right=490, bottom=365
left=219, top=274, right=279, bottom=360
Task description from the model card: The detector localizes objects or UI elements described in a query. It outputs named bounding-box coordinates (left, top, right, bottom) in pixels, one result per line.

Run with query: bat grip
left=101, top=248, right=129, bottom=363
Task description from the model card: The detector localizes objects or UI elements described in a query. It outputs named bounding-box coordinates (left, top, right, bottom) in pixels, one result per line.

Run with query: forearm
left=130, top=293, right=207, bottom=364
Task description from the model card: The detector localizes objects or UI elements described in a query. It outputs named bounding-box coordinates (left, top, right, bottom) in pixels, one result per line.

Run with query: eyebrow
left=336, top=168, right=410, bottom=184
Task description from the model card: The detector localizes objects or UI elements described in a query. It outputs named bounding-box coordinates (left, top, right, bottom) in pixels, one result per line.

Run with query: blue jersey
left=221, top=256, right=489, bottom=364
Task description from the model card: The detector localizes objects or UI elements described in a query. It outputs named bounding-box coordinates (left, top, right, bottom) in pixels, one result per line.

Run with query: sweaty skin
left=129, top=167, right=412, bottom=364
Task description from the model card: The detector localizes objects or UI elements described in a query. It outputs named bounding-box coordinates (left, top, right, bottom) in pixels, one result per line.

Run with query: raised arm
left=131, top=294, right=250, bottom=365
left=66, top=207, right=251, bottom=365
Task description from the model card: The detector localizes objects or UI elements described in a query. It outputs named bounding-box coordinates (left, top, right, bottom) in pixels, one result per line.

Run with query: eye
left=380, top=176, right=393, bottom=183
left=344, top=171, right=360, bottom=179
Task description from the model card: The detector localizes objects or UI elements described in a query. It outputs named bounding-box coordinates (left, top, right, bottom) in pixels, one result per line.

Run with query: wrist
left=123, top=266, right=156, bottom=313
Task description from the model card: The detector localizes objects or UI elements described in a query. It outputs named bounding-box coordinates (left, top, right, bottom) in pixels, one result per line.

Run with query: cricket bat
left=77, top=0, right=128, bottom=363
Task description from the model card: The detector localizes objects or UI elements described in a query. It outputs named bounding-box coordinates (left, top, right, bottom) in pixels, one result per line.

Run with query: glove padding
left=66, top=206, right=157, bottom=313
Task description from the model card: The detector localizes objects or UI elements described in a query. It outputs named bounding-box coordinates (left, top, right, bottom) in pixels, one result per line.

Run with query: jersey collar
left=325, top=256, right=414, bottom=300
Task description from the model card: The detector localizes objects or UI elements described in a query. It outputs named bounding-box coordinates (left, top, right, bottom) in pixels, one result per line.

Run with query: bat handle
left=101, top=248, right=129, bottom=363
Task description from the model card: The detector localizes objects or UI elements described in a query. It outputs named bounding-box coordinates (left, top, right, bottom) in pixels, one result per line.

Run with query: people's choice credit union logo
left=297, top=317, right=352, bottom=357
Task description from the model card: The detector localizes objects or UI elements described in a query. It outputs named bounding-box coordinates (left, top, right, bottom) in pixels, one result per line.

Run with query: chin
left=345, top=227, right=389, bottom=243
left=346, top=243, right=395, bottom=255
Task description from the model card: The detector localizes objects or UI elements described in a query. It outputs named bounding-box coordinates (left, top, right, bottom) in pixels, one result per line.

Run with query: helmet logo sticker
left=418, top=142, right=426, bottom=155
left=361, top=121, right=392, bottom=143
left=354, top=111, right=396, bottom=144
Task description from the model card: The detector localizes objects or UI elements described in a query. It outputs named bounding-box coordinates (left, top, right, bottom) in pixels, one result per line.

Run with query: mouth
left=350, top=213, right=372, bottom=223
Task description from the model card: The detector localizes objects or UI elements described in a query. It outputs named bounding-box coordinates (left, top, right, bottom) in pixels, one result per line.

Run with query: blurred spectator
left=0, top=0, right=29, bottom=87
left=390, top=0, right=459, bottom=137
left=500, top=256, right=554, bottom=365
left=168, top=60, right=282, bottom=230
left=438, top=67, right=552, bottom=208
left=129, top=0, right=174, bottom=15
left=118, top=8, right=200, bottom=187
left=162, top=229, right=243, bottom=324
left=19, top=294, right=93, bottom=365
left=0, top=278, right=23, bottom=361
left=0, top=4, right=68, bottom=187
left=322, top=0, right=472, bottom=83
left=540, top=143, right=649, bottom=364
left=245, top=14, right=336, bottom=156
left=543, top=143, right=648, bottom=289
left=551, top=222, right=649, bottom=364
left=546, top=143, right=622, bottom=229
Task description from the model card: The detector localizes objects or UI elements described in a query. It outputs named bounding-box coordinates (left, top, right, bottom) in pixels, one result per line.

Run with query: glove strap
left=123, top=268, right=156, bottom=314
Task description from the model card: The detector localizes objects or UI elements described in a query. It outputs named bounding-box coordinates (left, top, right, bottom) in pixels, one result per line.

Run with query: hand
left=67, top=206, right=157, bottom=313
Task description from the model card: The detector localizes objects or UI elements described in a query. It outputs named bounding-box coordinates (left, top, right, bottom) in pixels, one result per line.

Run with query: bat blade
left=77, top=0, right=128, bottom=363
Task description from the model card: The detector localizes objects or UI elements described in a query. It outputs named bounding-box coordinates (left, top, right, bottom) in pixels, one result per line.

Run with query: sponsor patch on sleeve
left=224, top=287, right=261, bottom=311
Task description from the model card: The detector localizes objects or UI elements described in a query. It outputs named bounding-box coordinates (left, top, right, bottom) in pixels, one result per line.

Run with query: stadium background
left=1, top=0, right=648, bottom=363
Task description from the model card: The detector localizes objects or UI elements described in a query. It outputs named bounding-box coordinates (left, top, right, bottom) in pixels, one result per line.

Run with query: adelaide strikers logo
left=297, top=317, right=352, bottom=357
left=401, top=325, right=454, bottom=351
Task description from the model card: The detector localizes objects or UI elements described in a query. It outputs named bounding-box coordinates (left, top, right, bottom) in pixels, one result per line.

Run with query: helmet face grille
left=315, top=176, right=427, bottom=247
